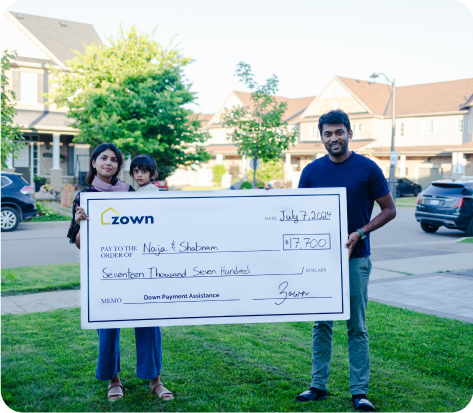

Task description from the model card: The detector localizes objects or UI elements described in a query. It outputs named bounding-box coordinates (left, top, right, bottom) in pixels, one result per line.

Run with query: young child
left=129, top=155, right=161, bottom=191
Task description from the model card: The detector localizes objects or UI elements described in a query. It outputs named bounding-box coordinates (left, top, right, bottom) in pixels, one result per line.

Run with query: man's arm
left=345, top=193, right=396, bottom=257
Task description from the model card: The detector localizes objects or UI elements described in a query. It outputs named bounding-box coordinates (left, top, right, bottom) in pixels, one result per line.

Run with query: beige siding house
left=3, top=10, right=472, bottom=191
left=170, top=76, right=473, bottom=189
left=2, top=10, right=101, bottom=190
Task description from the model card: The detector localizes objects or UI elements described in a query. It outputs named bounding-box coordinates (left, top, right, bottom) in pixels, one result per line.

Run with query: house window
left=352, top=123, right=361, bottom=138
left=457, top=119, right=463, bottom=133
left=19, top=72, right=38, bottom=104
left=214, top=130, right=227, bottom=143
left=396, top=122, right=405, bottom=137
left=310, top=125, right=319, bottom=140
left=422, top=120, right=440, bottom=134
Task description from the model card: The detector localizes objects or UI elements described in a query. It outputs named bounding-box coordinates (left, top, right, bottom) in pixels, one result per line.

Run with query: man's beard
left=324, top=141, right=348, bottom=158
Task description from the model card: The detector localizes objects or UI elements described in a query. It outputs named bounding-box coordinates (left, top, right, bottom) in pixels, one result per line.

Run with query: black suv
left=1, top=172, right=37, bottom=232
left=396, top=178, right=422, bottom=198
left=415, top=180, right=473, bottom=236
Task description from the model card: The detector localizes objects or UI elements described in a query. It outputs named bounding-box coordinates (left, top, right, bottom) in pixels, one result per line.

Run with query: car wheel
left=1, top=207, right=20, bottom=232
left=396, top=189, right=401, bottom=198
left=414, top=188, right=420, bottom=196
left=465, top=218, right=473, bottom=237
left=420, top=222, right=439, bottom=233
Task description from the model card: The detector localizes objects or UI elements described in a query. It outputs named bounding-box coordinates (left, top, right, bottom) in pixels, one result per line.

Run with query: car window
left=423, top=183, right=470, bottom=196
left=1, top=176, right=12, bottom=188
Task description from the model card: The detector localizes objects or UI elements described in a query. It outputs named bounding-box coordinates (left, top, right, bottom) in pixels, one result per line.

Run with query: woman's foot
left=108, top=375, right=123, bottom=401
left=150, top=376, right=174, bottom=400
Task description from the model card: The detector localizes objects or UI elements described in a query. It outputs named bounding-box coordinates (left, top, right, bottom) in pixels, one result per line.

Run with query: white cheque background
left=80, top=188, right=349, bottom=329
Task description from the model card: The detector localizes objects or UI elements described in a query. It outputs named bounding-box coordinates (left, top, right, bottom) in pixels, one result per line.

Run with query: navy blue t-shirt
left=299, top=152, right=390, bottom=258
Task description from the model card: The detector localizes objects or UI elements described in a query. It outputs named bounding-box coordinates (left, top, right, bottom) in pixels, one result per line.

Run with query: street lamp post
left=370, top=73, right=397, bottom=203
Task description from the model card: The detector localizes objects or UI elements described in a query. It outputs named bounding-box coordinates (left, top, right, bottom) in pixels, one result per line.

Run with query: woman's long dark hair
left=85, top=143, right=124, bottom=185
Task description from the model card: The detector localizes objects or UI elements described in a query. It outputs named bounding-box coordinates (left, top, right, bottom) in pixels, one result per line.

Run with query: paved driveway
left=367, top=205, right=473, bottom=323
left=1, top=221, right=79, bottom=269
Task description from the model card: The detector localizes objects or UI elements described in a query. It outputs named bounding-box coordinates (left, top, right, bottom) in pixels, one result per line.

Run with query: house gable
left=301, top=77, right=369, bottom=119
left=208, top=92, right=245, bottom=126
left=1, top=12, right=62, bottom=65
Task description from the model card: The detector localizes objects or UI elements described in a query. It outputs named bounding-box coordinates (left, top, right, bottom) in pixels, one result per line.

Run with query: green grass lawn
left=460, top=237, right=473, bottom=243
left=30, top=201, right=71, bottom=222
left=1, top=302, right=472, bottom=412
left=395, top=197, right=417, bottom=207
left=1, top=263, right=79, bottom=296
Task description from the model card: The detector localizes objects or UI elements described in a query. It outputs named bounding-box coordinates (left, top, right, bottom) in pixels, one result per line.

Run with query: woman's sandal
left=150, top=381, right=174, bottom=400
left=107, top=381, right=124, bottom=401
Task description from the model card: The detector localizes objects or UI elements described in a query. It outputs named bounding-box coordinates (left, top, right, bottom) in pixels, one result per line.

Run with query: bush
left=32, top=202, right=69, bottom=222
left=240, top=181, right=253, bottom=190
left=212, top=164, right=227, bottom=185
left=247, top=160, right=284, bottom=186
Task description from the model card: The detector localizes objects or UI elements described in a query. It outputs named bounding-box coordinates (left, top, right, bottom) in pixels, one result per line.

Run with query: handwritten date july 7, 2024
left=265, top=210, right=331, bottom=223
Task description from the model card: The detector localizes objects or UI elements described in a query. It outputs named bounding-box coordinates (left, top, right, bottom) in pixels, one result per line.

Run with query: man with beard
left=295, top=110, right=396, bottom=412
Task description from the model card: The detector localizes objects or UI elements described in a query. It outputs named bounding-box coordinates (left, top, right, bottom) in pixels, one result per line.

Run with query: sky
left=3, top=0, right=473, bottom=114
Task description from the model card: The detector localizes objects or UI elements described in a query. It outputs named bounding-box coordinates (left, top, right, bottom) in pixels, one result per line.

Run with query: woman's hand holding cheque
left=75, top=206, right=89, bottom=225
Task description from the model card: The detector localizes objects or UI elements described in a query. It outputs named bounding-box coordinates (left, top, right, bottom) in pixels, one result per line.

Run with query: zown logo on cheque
left=101, top=207, right=154, bottom=225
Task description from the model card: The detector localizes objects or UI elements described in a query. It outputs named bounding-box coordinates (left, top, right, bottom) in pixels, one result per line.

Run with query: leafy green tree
left=1, top=50, right=24, bottom=169
left=49, top=26, right=210, bottom=179
left=221, top=62, right=298, bottom=187
left=212, top=164, right=226, bottom=186
left=247, top=160, right=284, bottom=186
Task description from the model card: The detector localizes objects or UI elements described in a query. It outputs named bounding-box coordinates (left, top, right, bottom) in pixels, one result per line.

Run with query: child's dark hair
left=129, top=155, right=157, bottom=178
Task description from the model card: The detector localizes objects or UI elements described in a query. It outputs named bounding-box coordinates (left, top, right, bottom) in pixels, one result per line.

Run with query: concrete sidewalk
left=369, top=272, right=473, bottom=323
left=2, top=289, right=80, bottom=315
left=371, top=252, right=472, bottom=275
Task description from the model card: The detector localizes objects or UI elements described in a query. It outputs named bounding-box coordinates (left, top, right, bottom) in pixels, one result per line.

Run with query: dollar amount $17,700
left=282, top=234, right=331, bottom=250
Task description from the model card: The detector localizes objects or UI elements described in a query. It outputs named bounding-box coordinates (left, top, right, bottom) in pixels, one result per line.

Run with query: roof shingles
left=10, top=11, right=102, bottom=63
left=338, top=76, right=473, bottom=116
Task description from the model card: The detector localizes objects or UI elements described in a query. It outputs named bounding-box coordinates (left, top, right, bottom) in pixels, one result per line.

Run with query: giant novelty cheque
left=80, top=188, right=349, bottom=329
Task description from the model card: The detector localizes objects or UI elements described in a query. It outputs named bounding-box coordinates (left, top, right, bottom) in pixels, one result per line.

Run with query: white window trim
left=309, top=125, right=319, bottom=140
left=19, top=72, right=38, bottom=104
left=457, top=119, right=463, bottom=134
left=421, top=119, right=440, bottom=135
left=352, top=122, right=362, bottom=139
left=396, top=121, right=405, bottom=137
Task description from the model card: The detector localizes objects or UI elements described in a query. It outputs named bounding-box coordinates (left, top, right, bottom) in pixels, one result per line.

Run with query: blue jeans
left=311, top=257, right=372, bottom=395
left=96, top=327, right=162, bottom=381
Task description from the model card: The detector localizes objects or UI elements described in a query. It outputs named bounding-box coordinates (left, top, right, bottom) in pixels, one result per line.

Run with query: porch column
left=5, top=153, right=15, bottom=173
left=400, top=155, right=406, bottom=177
left=452, top=153, right=458, bottom=174
left=459, top=153, right=465, bottom=175
left=216, top=154, right=223, bottom=165
left=50, top=133, right=63, bottom=191
left=122, top=155, right=134, bottom=186
left=240, top=155, right=246, bottom=173
left=284, top=153, right=292, bottom=185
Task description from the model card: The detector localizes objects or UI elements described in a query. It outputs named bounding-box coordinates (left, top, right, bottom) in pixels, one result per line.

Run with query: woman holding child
left=68, top=142, right=172, bottom=401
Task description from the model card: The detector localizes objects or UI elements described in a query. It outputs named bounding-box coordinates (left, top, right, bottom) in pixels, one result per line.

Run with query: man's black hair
left=318, top=109, right=351, bottom=136
left=129, top=155, right=157, bottom=178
